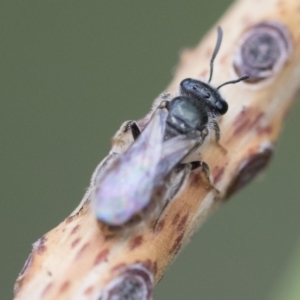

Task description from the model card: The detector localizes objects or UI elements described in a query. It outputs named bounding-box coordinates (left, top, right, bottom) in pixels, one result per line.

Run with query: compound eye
left=216, top=100, right=228, bottom=115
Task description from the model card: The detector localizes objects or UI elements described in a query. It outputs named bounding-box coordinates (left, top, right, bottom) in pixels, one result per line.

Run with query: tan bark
left=13, top=0, right=300, bottom=299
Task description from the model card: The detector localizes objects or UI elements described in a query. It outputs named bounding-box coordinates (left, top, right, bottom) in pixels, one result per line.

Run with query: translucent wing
left=92, top=108, right=168, bottom=226
left=159, top=134, right=201, bottom=173
left=92, top=108, right=203, bottom=226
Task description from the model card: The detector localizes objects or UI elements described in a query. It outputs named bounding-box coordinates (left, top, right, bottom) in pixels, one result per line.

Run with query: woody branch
left=13, top=0, right=300, bottom=299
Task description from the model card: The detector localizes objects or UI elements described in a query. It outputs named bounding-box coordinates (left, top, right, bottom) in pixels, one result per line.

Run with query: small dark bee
left=92, top=27, right=248, bottom=226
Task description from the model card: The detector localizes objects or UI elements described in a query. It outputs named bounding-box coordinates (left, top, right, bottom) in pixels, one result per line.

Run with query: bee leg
left=189, top=161, right=220, bottom=194
left=190, top=161, right=204, bottom=171
left=190, top=161, right=210, bottom=180
left=180, top=160, right=210, bottom=181
left=161, top=92, right=172, bottom=100
left=211, top=121, right=227, bottom=154
left=130, top=122, right=141, bottom=140
left=124, top=121, right=141, bottom=140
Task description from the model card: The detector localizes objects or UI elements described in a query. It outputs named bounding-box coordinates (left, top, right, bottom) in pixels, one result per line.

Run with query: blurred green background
left=1, top=1, right=300, bottom=299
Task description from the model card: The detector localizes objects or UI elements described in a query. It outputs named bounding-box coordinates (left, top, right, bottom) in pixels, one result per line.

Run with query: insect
left=91, top=27, right=248, bottom=226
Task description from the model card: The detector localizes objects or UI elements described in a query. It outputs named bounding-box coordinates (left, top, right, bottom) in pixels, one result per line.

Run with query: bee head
left=180, top=78, right=228, bottom=115
left=180, top=27, right=248, bottom=116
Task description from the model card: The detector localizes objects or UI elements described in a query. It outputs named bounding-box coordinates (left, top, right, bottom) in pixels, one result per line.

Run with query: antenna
left=208, top=26, right=223, bottom=83
left=217, top=75, right=249, bottom=90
